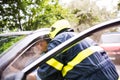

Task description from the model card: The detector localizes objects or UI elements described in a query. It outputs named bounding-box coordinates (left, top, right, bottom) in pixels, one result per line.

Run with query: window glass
left=1, top=39, right=46, bottom=79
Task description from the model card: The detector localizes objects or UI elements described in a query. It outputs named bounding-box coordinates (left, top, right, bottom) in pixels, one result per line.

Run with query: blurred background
left=0, top=0, right=120, bottom=32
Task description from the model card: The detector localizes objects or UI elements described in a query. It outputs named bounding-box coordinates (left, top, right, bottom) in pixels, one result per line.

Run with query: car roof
left=0, top=31, right=33, bottom=37
left=0, top=28, right=50, bottom=37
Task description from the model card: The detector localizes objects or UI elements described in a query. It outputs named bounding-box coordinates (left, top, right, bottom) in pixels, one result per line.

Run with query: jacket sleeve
left=37, top=63, right=64, bottom=80
left=37, top=40, right=64, bottom=80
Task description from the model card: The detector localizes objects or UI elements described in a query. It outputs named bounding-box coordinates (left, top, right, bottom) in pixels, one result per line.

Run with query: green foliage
left=0, top=36, right=24, bottom=54
left=0, top=0, right=74, bottom=31
left=67, top=0, right=118, bottom=32
left=118, top=0, right=120, bottom=10
left=22, top=0, right=74, bottom=30
left=0, top=0, right=23, bottom=31
left=74, top=9, right=99, bottom=25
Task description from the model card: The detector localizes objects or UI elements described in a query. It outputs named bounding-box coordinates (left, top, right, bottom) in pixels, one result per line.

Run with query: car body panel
left=99, top=32, right=120, bottom=66
left=100, top=43, right=120, bottom=52
left=0, top=31, right=33, bottom=37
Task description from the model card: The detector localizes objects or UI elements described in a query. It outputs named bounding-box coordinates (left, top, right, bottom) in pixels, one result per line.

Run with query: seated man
left=26, top=35, right=50, bottom=80
left=2, top=35, right=50, bottom=80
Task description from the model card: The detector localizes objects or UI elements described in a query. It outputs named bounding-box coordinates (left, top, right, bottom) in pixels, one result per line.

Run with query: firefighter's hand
left=26, top=73, right=36, bottom=80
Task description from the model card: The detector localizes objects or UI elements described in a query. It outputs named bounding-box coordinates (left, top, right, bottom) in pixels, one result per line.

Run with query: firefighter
left=37, top=19, right=119, bottom=80
left=4, top=20, right=119, bottom=80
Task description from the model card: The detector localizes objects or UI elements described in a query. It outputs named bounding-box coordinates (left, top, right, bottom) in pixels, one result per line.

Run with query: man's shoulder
left=60, top=32, right=77, bottom=36
left=53, top=32, right=76, bottom=42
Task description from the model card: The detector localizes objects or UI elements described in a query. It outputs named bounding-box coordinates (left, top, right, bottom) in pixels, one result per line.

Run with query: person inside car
left=26, top=35, right=50, bottom=80
left=3, top=35, right=50, bottom=80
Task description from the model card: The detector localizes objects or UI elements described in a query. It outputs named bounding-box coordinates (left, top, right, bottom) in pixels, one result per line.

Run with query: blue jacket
left=37, top=32, right=119, bottom=80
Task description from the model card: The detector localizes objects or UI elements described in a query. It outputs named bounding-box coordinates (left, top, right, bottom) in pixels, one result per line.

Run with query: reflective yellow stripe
left=62, top=46, right=104, bottom=77
left=46, top=58, right=63, bottom=70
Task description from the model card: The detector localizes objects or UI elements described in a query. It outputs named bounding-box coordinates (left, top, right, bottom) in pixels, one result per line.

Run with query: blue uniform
left=37, top=32, right=119, bottom=80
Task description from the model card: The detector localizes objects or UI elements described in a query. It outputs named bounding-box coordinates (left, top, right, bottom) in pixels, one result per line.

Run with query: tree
left=67, top=0, right=99, bottom=31
left=23, top=0, right=74, bottom=30
left=64, top=0, right=120, bottom=42
left=0, top=0, right=74, bottom=31
left=67, top=0, right=118, bottom=32
left=0, top=0, right=24, bottom=31
left=118, top=0, right=120, bottom=10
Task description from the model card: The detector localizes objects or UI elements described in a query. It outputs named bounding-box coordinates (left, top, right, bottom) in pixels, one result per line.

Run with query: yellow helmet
left=49, top=19, right=71, bottom=39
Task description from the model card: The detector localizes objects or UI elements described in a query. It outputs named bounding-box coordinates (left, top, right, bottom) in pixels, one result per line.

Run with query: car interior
left=1, top=38, right=45, bottom=80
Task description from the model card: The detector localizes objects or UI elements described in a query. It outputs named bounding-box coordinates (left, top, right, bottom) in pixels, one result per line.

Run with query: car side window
left=1, top=39, right=44, bottom=79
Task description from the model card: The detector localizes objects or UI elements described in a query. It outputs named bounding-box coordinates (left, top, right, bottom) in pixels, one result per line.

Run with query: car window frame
left=0, top=28, right=50, bottom=78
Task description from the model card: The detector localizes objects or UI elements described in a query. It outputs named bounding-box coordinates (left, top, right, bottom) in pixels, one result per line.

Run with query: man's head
left=49, top=19, right=72, bottom=39
left=34, top=35, right=50, bottom=54
left=37, top=39, right=48, bottom=52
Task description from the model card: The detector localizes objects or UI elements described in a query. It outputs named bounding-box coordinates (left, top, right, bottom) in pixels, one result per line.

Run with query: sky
left=60, top=0, right=119, bottom=11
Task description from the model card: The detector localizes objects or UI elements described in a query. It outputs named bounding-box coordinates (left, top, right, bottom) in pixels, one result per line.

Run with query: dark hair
left=34, top=35, right=51, bottom=43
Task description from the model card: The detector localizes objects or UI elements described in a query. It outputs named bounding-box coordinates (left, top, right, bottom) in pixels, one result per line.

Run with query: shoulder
left=54, top=32, right=75, bottom=42
left=54, top=32, right=76, bottom=40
